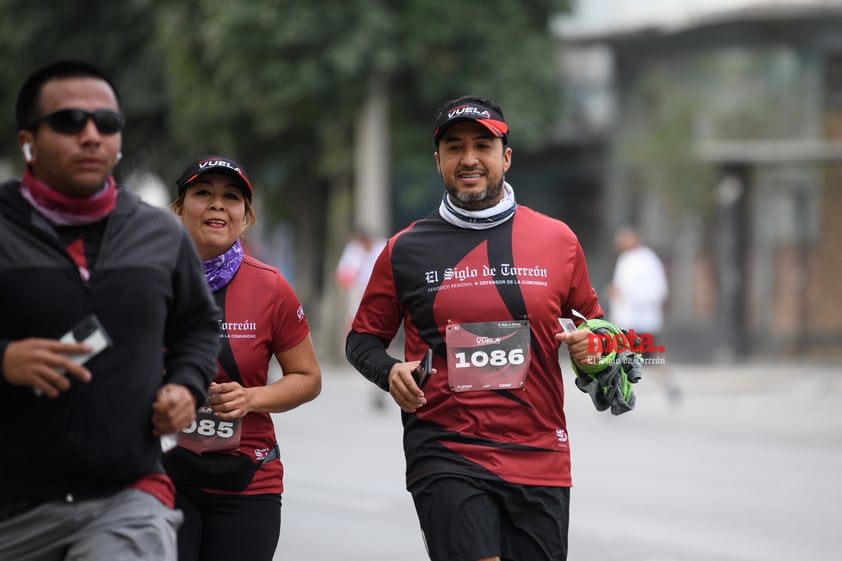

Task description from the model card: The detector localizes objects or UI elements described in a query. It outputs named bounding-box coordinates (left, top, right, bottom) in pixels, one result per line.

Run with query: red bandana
left=19, top=168, right=118, bottom=226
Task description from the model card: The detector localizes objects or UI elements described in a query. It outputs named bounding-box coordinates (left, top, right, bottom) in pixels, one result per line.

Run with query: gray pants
left=0, top=488, right=182, bottom=561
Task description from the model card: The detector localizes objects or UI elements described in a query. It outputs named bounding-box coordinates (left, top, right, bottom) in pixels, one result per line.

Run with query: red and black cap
left=433, top=101, right=509, bottom=145
left=176, top=155, right=253, bottom=200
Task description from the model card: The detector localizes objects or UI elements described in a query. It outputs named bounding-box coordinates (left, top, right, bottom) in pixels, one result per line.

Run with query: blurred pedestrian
left=336, top=228, right=387, bottom=409
left=609, top=226, right=678, bottom=400
left=0, top=60, right=220, bottom=561
left=336, top=228, right=386, bottom=329
left=609, top=226, right=668, bottom=343
left=165, top=155, right=322, bottom=561
left=346, top=95, right=637, bottom=561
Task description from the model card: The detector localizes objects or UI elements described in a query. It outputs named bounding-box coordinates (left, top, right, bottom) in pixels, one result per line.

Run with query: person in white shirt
left=609, top=227, right=680, bottom=401
left=609, top=226, right=668, bottom=337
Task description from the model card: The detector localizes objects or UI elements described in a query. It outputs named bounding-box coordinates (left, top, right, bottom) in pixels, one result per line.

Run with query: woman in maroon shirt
left=165, top=155, right=322, bottom=561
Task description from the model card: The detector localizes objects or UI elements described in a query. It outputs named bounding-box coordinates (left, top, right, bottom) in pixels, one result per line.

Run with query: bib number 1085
left=453, top=348, right=525, bottom=369
left=182, top=419, right=236, bottom=438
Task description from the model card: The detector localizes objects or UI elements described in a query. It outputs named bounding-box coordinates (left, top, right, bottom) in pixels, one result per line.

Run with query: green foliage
left=394, top=0, right=567, bottom=147
left=0, top=0, right=170, bottom=174
left=0, top=0, right=570, bottom=298
left=0, top=0, right=569, bottom=188
left=388, top=0, right=570, bottom=219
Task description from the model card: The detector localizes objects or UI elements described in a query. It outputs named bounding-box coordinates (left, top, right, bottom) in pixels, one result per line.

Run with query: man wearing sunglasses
left=0, top=60, right=221, bottom=561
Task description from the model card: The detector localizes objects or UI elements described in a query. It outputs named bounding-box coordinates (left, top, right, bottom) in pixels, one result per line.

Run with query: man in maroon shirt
left=346, top=95, right=612, bottom=561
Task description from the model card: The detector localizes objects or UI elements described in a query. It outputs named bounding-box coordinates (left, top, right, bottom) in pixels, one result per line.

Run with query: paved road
left=272, top=360, right=842, bottom=561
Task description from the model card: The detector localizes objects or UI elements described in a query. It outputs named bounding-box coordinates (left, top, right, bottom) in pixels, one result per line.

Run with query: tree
left=0, top=0, right=174, bottom=172
left=0, top=0, right=571, bottom=329
left=154, top=0, right=570, bottom=310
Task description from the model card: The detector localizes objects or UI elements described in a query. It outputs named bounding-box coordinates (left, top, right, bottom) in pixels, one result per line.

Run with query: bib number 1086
left=453, top=348, right=525, bottom=369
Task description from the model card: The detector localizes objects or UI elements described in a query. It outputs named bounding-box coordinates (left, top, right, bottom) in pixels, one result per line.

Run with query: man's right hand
left=2, top=338, right=93, bottom=398
left=388, top=361, right=429, bottom=413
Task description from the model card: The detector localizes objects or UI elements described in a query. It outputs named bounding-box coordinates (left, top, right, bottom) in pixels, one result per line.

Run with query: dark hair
left=15, top=60, right=121, bottom=132
left=434, top=95, right=508, bottom=147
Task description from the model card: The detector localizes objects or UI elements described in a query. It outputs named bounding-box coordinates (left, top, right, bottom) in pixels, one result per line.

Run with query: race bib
left=177, top=402, right=242, bottom=454
left=445, top=320, right=531, bottom=392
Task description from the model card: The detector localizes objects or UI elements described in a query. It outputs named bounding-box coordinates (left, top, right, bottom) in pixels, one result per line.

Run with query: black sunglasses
left=30, top=108, right=125, bottom=135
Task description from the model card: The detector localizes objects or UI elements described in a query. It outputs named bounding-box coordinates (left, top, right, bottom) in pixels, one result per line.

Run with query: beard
left=444, top=169, right=505, bottom=211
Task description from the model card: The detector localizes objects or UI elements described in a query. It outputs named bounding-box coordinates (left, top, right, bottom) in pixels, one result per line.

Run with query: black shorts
left=410, top=474, right=570, bottom=561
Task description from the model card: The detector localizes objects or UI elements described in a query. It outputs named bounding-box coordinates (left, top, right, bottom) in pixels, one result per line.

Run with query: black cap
left=433, top=101, right=509, bottom=145
left=176, top=155, right=253, bottom=200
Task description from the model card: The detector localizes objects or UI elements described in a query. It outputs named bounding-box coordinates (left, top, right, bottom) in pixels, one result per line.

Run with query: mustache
left=456, top=166, right=485, bottom=174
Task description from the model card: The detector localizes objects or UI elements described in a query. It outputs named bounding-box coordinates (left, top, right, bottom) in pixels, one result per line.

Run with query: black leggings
left=175, top=488, right=282, bottom=561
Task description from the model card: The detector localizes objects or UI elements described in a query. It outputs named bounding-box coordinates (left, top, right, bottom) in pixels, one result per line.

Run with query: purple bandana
left=203, top=239, right=243, bottom=292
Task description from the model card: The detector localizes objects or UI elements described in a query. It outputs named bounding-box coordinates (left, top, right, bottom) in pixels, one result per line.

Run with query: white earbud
left=22, top=143, right=32, bottom=163
left=116, top=151, right=123, bottom=162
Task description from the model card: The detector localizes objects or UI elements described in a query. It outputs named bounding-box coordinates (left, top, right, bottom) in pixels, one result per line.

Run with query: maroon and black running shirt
left=351, top=206, right=603, bottom=488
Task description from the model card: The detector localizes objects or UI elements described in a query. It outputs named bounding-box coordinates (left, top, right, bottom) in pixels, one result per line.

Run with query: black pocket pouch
left=163, top=448, right=259, bottom=492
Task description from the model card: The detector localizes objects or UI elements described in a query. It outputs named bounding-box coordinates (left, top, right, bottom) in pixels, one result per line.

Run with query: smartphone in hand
left=558, top=318, right=577, bottom=335
left=59, top=314, right=112, bottom=367
left=34, top=314, right=112, bottom=396
left=412, top=348, right=433, bottom=388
